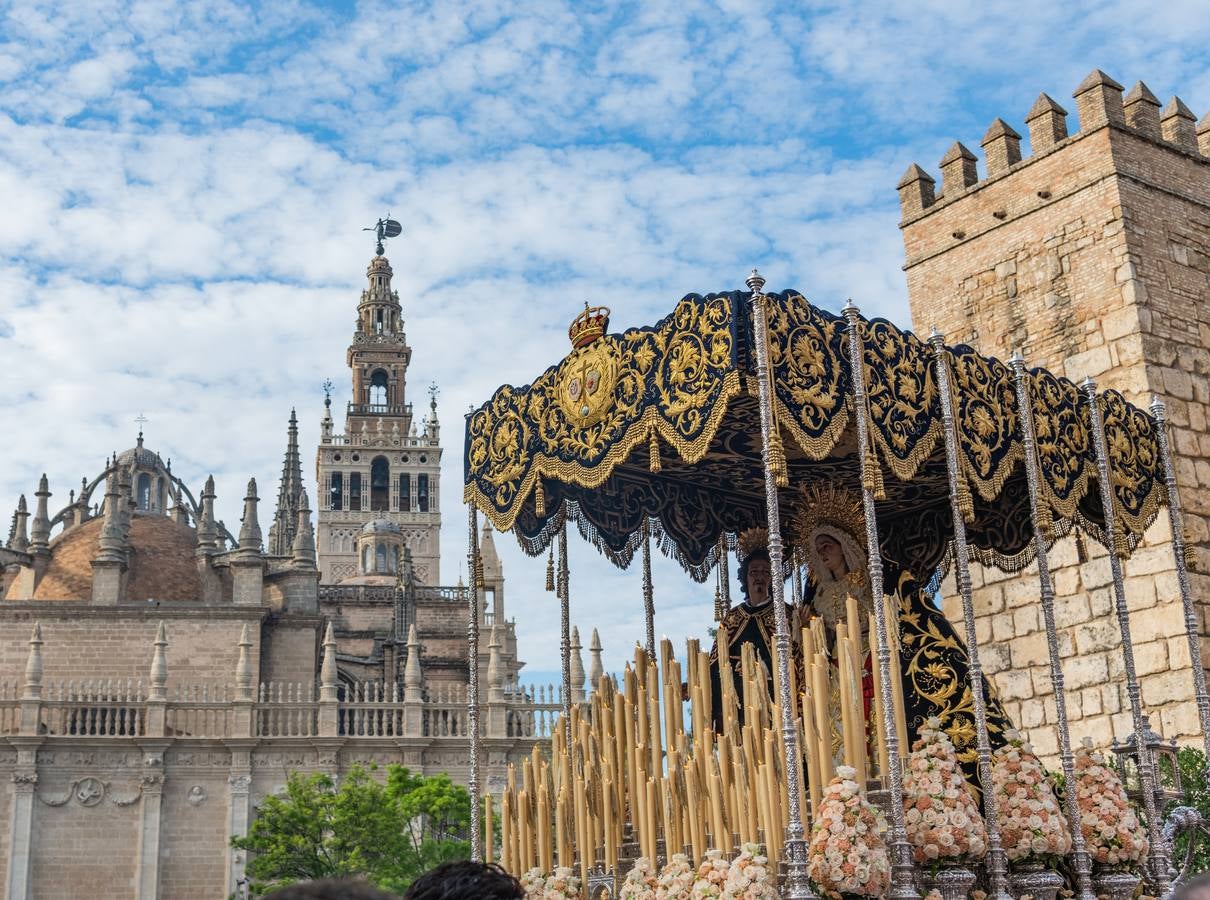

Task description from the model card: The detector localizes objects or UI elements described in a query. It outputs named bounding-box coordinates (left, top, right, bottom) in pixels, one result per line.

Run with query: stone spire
left=237, top=478, right=262, bottom=556
left=404, top=624, right=423, bottom=702
left=320, top=622, right=338, bottom=702
left=10, top=495, right=29, bottom=552
left=23, top=623, right=43, bottom=699
left=570, top=626, right=585, bottom=704
left=235, top=624, right=253, bottom=700
left=29, top=475, right=51, bottom=554
left=487, top=624, right=503, bottom=703
left=149, top=622, right=168, bottom=700
left=268, top=409, right=304, bottom=556
left=171, top=484, right=190, bottom=526
left=291, top=489, right=316, bottom=569
left=589, top=627, right=604, bottom=694
left=96, top=474, right=126, bottom=562
left=196, top=476, right=217, bottom=552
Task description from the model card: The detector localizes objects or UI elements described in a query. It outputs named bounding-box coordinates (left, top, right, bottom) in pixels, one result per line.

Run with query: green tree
left=231, top=764, right=471, bottom=896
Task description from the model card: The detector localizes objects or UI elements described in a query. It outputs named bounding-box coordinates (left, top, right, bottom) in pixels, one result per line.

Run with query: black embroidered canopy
left=463, top=290, right=1166, bottom=588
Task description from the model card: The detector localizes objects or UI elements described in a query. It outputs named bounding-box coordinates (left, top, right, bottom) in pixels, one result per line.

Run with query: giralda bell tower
left=315, top=251, right=443, bottom=585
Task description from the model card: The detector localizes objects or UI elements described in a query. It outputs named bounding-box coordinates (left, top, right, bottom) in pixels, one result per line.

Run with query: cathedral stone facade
left=0, top=255, right=580, bottom=899
left=899, top=69, right=1210, bottom=757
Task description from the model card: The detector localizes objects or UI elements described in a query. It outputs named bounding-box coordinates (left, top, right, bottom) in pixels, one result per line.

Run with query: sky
left=1, top=0, right=1208, bottom=684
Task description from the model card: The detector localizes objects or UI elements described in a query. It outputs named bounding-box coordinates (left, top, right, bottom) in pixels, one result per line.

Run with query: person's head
left=1175, top=872, right=1210, bottom=900
left=403, top=861, right=524, bottom=900
left=738, top=547, right=771, bottom=606
left=261, top=879, right=400, bottom=900
left=814, top=533, right=847, bottom=579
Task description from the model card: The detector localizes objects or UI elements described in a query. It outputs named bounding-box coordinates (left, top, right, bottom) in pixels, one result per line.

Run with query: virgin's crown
left=569, top=303, right=611, bottom=348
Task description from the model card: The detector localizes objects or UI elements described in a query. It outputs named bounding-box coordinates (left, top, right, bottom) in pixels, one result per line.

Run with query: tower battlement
left=898, top=69, right=1210, bottom=222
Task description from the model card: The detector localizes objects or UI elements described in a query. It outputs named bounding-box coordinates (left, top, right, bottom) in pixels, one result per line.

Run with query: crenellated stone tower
left=899, top=69, right=1210, bottom=752
left=315, top=254, right=443, bottom=585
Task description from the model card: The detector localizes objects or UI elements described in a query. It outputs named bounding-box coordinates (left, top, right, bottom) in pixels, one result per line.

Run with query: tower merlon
left=1123, top=81, right=1161, bottom=140
left=1161, top=96, right=1199, bottom=155
left=1199, top=113, right=1210, bottom=158
left=1025, top=92, right=1069, bottom=154
left=981, top=118, right=1022, bottom=177
left=939, top=141, right=979, bottom=198
left=897, top=164, right=937, bottom=218
left=1072, top=68, right=1125, bottom=130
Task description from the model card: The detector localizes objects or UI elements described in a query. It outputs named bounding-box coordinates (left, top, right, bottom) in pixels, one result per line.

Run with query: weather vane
left=322, top=379, right=333, bottom=409
left=363, top=215, right=403, bottom=256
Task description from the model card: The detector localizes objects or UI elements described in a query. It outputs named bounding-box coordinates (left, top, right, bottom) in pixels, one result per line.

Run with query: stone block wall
left=902, top=71, right=1210, bottom=753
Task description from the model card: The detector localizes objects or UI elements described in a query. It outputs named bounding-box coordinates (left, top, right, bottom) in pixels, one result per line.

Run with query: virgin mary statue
left=790, top=483, right=1012, bottom=776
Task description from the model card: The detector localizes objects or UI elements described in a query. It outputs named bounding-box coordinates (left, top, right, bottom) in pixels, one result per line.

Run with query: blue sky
left=1, top=0, right=1208, bottom=681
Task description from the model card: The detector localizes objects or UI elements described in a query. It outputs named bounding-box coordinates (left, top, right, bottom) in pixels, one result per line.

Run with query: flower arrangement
left=690, top=849, right=731, bottom=899
left=657, top=853, right=696, bottom=899
left=1073, top=738, right=1149, bottom=868
left=721, top=842, right=777, bottom=900
left=903, top=716, right=989, bottom=865
left=807, top=765, right=891, bottom=898
left=991, top=730, right=1072, bottom=862
left=620, top=857, right=658, bottom=900
left=520, top=867, right=581, bottom=900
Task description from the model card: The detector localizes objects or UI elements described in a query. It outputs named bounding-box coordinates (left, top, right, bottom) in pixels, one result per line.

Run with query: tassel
left=475, top=555, right=486, bottom=590
left=956, top=469, right=975, bottom=525
left=1113, top=530, right=1130, bottom=560
left=714, top=585, right=726, bottom=623
left=546, top=549, right=556, bottom=592
left=534, top=480, right=546, bottom=518
left=1036, top=499, right=1054, bottom=541
left=649, top=431, right=661, bottom=473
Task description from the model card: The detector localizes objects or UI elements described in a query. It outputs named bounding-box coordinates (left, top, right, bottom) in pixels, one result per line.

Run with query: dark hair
left=261, top=879, right=401, bottom=899
left=736, top=546, right=770, bottom=600
left=1175, top=873, right=1210, bottom=900
left=403, top=861, right=525, bottom=900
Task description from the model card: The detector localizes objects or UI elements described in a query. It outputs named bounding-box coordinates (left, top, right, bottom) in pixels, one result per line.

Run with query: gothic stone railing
left=0, top=679, right=558, bottom=742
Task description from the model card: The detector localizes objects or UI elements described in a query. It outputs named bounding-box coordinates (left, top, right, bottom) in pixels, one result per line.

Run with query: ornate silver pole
left=558, top=515, right=573, bottom=754
left=747, top=270, right=815, bottom=899
left=466, top=503, right=484, bottom=862
left=1009, top=353, right=1096, bottom=900
left=1150, top=396, right=1210, bottom=768
left=1081, top=378, right=1170, bottom=892
left=843, top=300, right=919, bottom=900
left=716, top=534, right=732, bottom=622
left=930, top=333, right=1009, bottom=900
left=642, top=518, right=656, bottom=660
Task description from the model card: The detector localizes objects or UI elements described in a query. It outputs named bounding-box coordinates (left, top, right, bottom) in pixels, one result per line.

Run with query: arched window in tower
left=330, top=472, right=343, bottom=511
left=417, top=474, right=429, bottom=512
left=369, top=370, right=389, bottom=408
left=376, top=543, right=388, bottom=573
left=362, top=545, right=371, bottom=574
left=370, top=456, right=390, bottom=511
left=137, top=473, right=151, bottom=510
left=349, top=473, right=362, bottom=511
left=399, top=473, right=411, bottom=511
left=156, top=477, right=166, bottom=512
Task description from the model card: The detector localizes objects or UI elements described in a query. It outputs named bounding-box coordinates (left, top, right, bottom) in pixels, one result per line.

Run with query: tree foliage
left=231, top=764, right=470, bottom=896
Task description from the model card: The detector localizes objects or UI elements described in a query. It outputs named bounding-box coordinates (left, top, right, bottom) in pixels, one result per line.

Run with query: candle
left=884, top=595, right=909, bottom=757
left=484, top=793, right=494, bottom=865
left=801, top=684, right=823, bottom=818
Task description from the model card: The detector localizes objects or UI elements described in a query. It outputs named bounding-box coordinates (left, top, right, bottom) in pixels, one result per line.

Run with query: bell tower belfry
left=315, top=253, right=443, bottom=585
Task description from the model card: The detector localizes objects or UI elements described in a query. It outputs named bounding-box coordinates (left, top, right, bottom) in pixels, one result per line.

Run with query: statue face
left=745, top=557, right=771, bottom=605
left=814, top=534, right=847, bottom=579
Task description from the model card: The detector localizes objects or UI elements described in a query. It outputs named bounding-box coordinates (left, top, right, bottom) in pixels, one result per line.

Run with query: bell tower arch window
left=349, top=473, right=362, bottom=511
left=399, top=474, right=411, bottom=511
left=417, top=474, right=429, bottom=512
left=369, top=370, right=389, bottom=408
left=370, top=456, right=390, bottom=511
left=137, top=473, right=151, bottom=510
left=330, top=472, right=343, bottom=511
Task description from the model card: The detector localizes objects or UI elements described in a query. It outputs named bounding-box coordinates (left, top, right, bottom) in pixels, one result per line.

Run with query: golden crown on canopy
left=569, top=303, right=611, bottom=348
left=736, top=527, right=768, bottom=560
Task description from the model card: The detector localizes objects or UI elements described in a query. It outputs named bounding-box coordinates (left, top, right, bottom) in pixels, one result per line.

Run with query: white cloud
left=0, top=0, right=1207, bottom=678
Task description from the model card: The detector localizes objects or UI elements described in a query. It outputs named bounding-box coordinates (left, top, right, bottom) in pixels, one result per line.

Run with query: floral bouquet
left=657, top=853, right=696, bottom=899
left=991, top=729, right=1071, bottom=862
left=690, top=848, right=731, bottom=899
left=521, top=867, right=581, bottom=900
left=1073, top=738, right=1148, bottom=868
left=620, top=857, right=658, bottom=900
left=902, top=716, right=988, bottom=865
left=722, top=842, right=777, bottom=900
left=807, top=765, right=891, bottom=898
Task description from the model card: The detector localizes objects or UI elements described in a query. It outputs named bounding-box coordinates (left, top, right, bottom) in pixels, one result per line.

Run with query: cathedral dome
left=18, top=515, right=201, bottom=602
